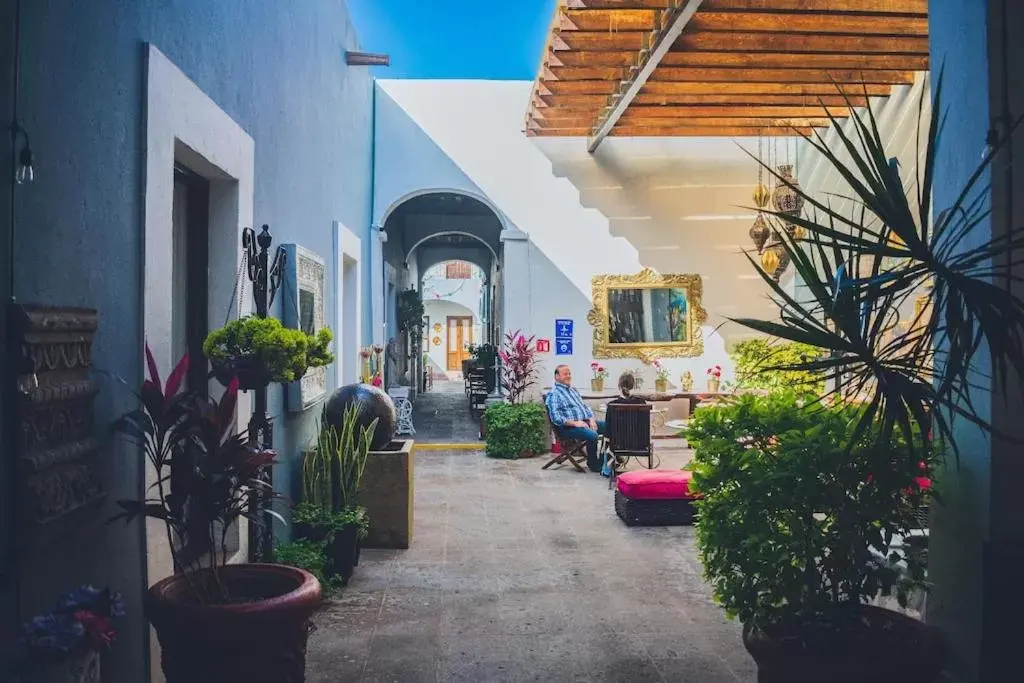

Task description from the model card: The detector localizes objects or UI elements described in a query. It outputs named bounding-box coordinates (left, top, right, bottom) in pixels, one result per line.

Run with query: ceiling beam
left=534, top=116, right=831, bottom=128
left=687, top=12, right=928, bottom=36
left=588, top=0, right=706, bottom=153
left=641, top=81, right=895, bottom=96
left=539, top=93, right=871, bottom=109
left=675, top=32, right=929, bottom=54
left=651, top=67, right=915, bottom=84
left=533, top=125, right=817, bottom=137
left=561, top=9, right=659, bottom=31
left=660, top=52, right=929, bottom=70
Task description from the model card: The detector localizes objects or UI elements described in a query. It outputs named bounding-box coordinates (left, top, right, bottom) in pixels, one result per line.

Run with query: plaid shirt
left=545, top=382, right=594, bottom=427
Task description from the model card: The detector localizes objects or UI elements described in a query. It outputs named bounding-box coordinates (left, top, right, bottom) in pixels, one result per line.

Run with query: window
left=445, top=262, right=472, bottom=279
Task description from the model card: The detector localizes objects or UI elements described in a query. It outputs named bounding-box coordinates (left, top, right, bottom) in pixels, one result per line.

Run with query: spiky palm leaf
left=732, top=73, right=1024, bottom=459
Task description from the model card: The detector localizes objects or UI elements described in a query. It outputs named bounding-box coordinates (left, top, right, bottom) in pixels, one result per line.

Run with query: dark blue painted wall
left=5, top=1, right=374, bottom=679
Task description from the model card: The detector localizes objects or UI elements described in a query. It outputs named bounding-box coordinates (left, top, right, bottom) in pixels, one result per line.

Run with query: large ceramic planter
left=742, top=605, right=944, bottom=683
left=360, top=439, right=415, bottom=549
left=145, top=564, right=321, bottom=683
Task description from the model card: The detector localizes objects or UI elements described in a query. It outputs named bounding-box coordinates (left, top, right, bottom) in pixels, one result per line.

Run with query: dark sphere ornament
left=323, top=384, right=396, bottom=450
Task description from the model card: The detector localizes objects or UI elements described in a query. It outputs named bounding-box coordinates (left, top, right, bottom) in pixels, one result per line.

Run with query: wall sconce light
left=11, top=123, right=34, bottom=184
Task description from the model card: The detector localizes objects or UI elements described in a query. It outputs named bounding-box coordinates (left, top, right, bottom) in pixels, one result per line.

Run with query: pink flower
left=597, top=365, right=604, bottom=372
left=866, top=473, right=874, bottom=484
left=372, top=376, right=382, bottom=387
left=914, top=476, right=932, bottom=491
left=591, top=362, right=599, bottom=368
left=918, top=461, right=927, bottom=471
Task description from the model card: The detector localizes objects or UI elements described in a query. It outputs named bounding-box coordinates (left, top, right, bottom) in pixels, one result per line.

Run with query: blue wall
left=5, top=1, right=374, bottom=679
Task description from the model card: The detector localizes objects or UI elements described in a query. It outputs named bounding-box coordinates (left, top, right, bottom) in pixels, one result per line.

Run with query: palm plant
left=736, top=74, right=1024, bottom=459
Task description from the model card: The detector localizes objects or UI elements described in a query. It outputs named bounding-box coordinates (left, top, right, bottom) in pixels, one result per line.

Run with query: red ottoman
left=614, top=469, right=699, bottom=527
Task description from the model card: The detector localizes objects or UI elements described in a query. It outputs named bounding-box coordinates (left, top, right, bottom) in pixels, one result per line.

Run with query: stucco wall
left=8, top=1, right=373, bottom=679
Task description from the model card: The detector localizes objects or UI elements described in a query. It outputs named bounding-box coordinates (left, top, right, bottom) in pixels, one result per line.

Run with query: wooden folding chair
left=542, top=407, right=587, bottom=472
left=604, top=403, right=653, bottom=483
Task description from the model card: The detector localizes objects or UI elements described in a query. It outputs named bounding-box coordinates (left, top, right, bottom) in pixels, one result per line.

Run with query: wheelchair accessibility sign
left=555, top=319, right=573, bottom=356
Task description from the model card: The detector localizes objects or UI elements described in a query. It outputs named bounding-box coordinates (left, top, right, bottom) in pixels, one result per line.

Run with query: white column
left=370, top=226, right=387, bottom=346
left=499, top=228, right=530, bottom=338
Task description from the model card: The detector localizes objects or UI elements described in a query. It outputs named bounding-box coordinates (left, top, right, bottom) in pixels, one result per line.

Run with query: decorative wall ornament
left=772, top=164, right=805, bottom=220
left=283, top=244, right=328, bottom=411
left=749, top=213, right=770, bottom=254
left=10, top=305, right=105, bottom=540
left=587, top=268, right=707, bottom=363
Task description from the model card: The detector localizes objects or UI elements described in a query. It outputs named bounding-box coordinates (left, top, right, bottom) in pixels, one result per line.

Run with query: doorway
left=171, top=165, right=210, bottom=393
left=446, top=316, right=473, bottom=371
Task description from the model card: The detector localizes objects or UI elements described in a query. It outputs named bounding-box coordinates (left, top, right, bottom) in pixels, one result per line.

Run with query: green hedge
left=484, top=402, right=548, bottom=459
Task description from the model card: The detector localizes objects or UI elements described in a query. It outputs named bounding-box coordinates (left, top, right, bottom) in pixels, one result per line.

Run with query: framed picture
left=283, top=243, right=328, bottom=412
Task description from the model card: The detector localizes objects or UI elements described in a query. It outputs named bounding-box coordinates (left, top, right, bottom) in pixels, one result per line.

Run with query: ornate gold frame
left=586, top=267, right=707, bottom=362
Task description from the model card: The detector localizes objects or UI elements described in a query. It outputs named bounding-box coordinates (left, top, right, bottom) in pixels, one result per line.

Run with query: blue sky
left=346, top=0, right=557, bottom=80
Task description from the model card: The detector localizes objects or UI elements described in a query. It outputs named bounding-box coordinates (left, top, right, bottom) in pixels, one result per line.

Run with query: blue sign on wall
left=555, top=318, right=574, bottom=355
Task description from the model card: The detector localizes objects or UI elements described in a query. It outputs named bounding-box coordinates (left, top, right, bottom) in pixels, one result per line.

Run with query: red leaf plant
left=110, top=344, right=280, bottom=604
left=498, top=330, right=541, bottom=404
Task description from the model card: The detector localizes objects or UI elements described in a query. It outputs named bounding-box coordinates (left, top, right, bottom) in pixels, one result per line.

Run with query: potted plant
left=13, top=585, right=124, bottom=683
left=708, top=79, right=1024, bottom=682
left=688, top=392, right=940, bottom=683
left=499, top=330, right=542, bottom=404
left=111, top=347, right=321, bottom=682
left=589, top=362, right=608, bottom=392
left=294, top=404, right=375, bottom=583
left=652, top=359, right=670, bottom=393
left=203, top=315, right=334, bottom=391
left=484, top=401, right=548, bottom=459
left=705, top=364, right=722, bottom=392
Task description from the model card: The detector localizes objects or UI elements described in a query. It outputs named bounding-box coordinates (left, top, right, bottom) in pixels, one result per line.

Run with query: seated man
left=545, top=364, right=605, bottom=472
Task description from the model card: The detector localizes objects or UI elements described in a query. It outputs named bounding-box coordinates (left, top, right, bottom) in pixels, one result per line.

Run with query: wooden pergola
left=525, top=0, right=929, bottom=151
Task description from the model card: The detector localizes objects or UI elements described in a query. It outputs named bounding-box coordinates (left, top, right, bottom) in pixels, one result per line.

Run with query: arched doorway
left=379, top=191, right=503, bottom=397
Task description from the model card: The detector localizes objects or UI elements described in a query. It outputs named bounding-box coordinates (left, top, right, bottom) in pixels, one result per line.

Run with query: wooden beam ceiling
left=524, top=0, right=930, bottom=139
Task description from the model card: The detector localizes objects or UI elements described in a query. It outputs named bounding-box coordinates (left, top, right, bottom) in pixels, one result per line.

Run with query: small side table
left=388, top=387, right=416, bottom=436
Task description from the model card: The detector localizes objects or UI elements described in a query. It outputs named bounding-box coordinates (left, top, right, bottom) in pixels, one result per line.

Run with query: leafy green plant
left=687, top=392, right=934, bottom=634
left=730, top=338, right=826, bottom=395
left=484, top=402, right=548, bottom=459
left=397, top=288, right=425, bottom=337
left=203, top=316, right=334, bottom=384
left=273, top=540, right=342, bottom=598
left=731, top=76, right=1024, bottom=459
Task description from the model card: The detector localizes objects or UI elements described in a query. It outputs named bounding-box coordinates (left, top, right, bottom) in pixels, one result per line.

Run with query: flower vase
left=591, top=378, right=604, bottom=393
left=67, top=650, right=101, bottom=683
left=360, top=355, right=372, bottom=384
left=655, top=379, right=668, bottom=393
left=707, top=377, right=720, bottom=393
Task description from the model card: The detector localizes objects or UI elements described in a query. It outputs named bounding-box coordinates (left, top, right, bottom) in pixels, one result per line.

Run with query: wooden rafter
left=524, top=0, right=930, bottom=139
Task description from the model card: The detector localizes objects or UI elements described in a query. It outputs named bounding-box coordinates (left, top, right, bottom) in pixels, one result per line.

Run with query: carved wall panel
left=10, top=305, right=105, bottom=530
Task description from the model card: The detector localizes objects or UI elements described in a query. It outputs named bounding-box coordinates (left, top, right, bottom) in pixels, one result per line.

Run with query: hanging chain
left=758, top=134, right=763, bottom=186
left=224, top=249, right=249, bottom=327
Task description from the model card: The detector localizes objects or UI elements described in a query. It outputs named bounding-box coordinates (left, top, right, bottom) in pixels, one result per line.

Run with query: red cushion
left=617, top=469, right=697, bottom=500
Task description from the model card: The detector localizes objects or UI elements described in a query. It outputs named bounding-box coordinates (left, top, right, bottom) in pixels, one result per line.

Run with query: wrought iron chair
left=604, top=403, right=653, bottom=481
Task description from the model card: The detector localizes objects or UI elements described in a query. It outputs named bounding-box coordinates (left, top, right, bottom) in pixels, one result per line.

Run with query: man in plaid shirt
left=545, top=364, right=605, bottom=472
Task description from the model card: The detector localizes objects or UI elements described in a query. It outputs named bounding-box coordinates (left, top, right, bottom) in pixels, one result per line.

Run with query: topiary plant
left=484, top=402, right=548, bottom=459
left=204, top=316, right=334, bottom=387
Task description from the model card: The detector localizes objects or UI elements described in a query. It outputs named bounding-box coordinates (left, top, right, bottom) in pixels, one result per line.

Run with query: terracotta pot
left=212, top=354, right=273, bottom=392
left=145, top=564, right=321, bottom=683
left=591, top=378, right=604, bottom=392
left=743, top=606, right=944, bottom=683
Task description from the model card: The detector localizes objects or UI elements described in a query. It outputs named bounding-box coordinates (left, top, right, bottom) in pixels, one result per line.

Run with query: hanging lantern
left=753, top=183, right=771, bottom=210
left=760, top=244, right=781, bottom=274
left=772, top=164, right=805, bottom=220
left=749, top=213, right=770, bottom=253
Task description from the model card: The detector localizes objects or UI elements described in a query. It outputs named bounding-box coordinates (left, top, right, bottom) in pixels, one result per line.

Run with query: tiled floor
left=306, top=449, right=756, bottom=683
left=411, top=378, right=485, bottom=444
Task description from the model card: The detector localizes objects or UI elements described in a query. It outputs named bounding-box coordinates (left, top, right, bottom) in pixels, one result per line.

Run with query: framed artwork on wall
left=283, top=243, right=328, bottom=411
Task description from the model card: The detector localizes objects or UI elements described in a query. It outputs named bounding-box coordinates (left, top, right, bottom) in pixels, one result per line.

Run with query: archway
left=380, top=191, right=503, bottom=397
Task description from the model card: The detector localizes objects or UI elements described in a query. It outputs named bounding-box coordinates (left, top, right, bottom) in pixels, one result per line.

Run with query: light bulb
left=15, top=146, right=34, bottom=184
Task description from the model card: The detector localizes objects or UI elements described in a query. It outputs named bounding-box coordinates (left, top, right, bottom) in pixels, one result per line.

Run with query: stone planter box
left=359, top=439, right=415, bottom=549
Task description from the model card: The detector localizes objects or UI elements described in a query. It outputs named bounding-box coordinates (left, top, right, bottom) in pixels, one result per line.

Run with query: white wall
left=373, top=80, right=808, bottom=394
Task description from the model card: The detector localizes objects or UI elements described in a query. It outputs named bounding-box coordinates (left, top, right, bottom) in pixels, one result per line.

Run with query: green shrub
left=484, top=402, right=548, bottom=459
left=204, top=316, right=334, bottom=384
left=729, top=338, right=826, bottom=395
left=273, top=539, right=342, bottom=598
left=686, top=391, right=934, bottom=633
